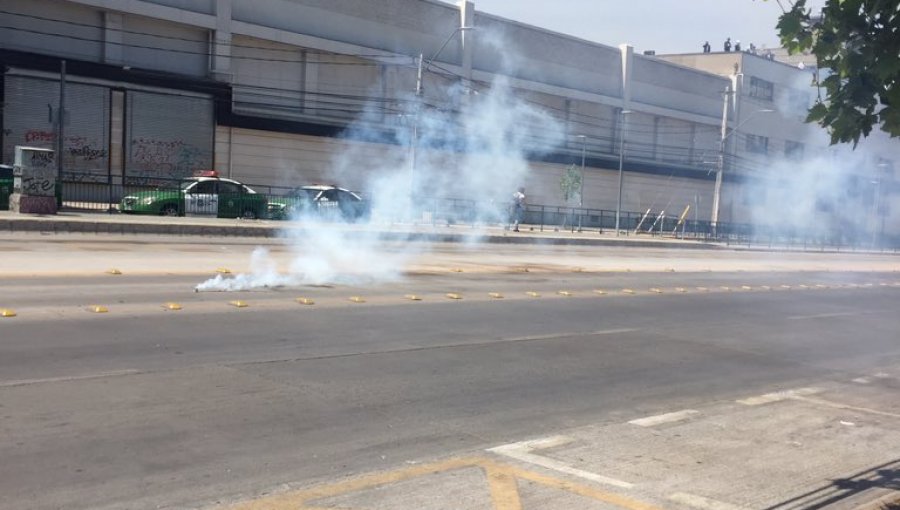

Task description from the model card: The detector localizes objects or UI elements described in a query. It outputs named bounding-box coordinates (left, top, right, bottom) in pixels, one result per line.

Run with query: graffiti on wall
left=128, top=137, right=211, bottom=181
left=19, top=149, right=56, bottom=197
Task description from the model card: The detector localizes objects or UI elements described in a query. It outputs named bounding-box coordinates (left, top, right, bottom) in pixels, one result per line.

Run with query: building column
left=211, top=0, right=233, bottom=80
left=103, top=12, right=124, bottom=65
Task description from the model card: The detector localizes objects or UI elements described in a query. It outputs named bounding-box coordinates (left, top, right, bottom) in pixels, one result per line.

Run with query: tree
left=773, top=0, right=900, bottom=145
left=559, top=164, right=582, bottom=204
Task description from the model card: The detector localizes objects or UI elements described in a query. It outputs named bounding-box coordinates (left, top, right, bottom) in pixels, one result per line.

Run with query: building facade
left=0, top=0, right=896, bottom=240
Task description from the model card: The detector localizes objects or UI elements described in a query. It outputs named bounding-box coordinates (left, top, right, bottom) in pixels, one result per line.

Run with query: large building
left=0, top=0, right=896, bottom=241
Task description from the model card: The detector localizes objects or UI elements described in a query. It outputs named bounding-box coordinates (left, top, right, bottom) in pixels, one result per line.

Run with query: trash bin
left=0, top=165, right=13, bottom=211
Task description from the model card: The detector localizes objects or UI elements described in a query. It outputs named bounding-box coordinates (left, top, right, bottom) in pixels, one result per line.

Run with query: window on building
left=785, top=141, right=804, bottom=160
left=745, top=134, right=769, bottom=154
left=749, top=76, right=774, bottom=101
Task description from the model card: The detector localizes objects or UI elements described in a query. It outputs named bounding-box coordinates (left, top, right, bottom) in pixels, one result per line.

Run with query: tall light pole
left=410, top=26, right=474, bottom=209
left=576, top=135, right=586, bottom=207
left=615, top=109, right=632, bottom=235
left=711, top=98, right=773, bottom=234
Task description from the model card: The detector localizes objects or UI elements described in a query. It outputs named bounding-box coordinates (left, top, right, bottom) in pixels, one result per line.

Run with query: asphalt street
left=1, top=236, right=899, bottom=509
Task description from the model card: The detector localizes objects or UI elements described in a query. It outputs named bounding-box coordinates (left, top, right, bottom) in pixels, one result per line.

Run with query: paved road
left=1, top=237, right=899, bottom=509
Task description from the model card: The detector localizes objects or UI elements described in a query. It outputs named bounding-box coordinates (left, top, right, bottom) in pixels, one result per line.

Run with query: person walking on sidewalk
left=509, top=187, right=526, bottom=232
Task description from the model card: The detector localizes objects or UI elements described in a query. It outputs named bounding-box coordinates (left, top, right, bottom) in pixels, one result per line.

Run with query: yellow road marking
left=216, top=268, right=232, bottom=274
left=741, top=286, right=753, bottom=290
left=450, top=268, right=464, bottom=273
left=557, top=291, right=572, bottom=296
left=228, top=301, right=248, bottom=308
left=621, top=289, right=635, bottom=294
left=593, top=289, right=607, bottom=295
left=162, top=302, right=182, bottom=311
left=675, top=287, right=687, bottom=293
left=106, top=268, right=122, bottom=275
left=349, top=296, right=366, bottom=303
left=526, top=291, right=540, bottom=298
left=404, top=294, right=422, bottom=301
left=649, top=288, right=663, bottom=294
left=446, top=293, right=462, bottom=300
left=87, top=305, right=109, bottom=313
left=225, top=456, right=661, bottom=510
left=696, top=287, right=708, bottom=292
left=1, top=309, right=16, bottom=318
left=489, top=292, right=504, bottom=299
left=296, top=298, right=315, bottom=305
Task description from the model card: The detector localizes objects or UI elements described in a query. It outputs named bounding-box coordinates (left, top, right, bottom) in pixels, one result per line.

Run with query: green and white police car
left=120, top=171, right=268, bottom=219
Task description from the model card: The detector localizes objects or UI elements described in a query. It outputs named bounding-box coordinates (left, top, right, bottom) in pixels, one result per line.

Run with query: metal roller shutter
left=2, top=75, right=110, bottom=182
left=125, top=90, right=213, bottom=185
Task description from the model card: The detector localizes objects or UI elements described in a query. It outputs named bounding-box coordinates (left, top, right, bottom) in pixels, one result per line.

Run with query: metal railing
left=4, top=178, right=897, bottom=251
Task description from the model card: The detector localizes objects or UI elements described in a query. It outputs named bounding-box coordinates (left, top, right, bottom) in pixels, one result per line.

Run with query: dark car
left=268, top=185, right=370, bottom=222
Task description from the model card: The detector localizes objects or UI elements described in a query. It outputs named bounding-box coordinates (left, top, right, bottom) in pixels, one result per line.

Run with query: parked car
left=267, top=185, right=371, bottom=221
left=120, top=171, right=268, bottom=219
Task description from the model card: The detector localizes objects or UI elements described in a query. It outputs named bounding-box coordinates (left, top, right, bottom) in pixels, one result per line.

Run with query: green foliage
left=772, top=0, right=900, bottom=145
left=559, top=164, right=582, bottom=203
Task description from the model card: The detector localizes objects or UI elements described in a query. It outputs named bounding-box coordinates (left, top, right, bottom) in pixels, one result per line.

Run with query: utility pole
left=711, top=85, right=733, bottom=236
left=615, top=110, right=631, bottom=235
left=57, top=60, right=66, bottom=184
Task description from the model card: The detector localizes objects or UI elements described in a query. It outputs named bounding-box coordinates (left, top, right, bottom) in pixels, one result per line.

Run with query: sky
left=469, top=0, right=825, bottom=55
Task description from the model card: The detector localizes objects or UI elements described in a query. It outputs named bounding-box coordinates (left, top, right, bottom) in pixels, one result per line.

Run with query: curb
left=0, top=217, right=725, bottom=250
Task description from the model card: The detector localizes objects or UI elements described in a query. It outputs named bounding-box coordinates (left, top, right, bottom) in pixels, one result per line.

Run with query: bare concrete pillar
left=103, top=12, right=124, bottom=65
left=211, top=0, right=233, bottom=80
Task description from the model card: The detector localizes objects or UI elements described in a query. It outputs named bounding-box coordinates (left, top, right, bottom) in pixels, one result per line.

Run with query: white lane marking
left=488, top=436, right=634, bottom=489
left=629, top=409, right=699, bottom=427
left=503, top=328, right=638, bottom=343
left=0, top=369, right=140, bottom=388
left=787, top=311, right=862, bottom=320
left=669, top=492, right=749, bottom=510
left=737, top=387, right=822, bottom=406
left=792, top=395, right=900, bottom=419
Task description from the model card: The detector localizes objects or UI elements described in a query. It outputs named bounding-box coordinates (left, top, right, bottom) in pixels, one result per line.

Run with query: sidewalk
left=0, top=210, right=723, bottom=249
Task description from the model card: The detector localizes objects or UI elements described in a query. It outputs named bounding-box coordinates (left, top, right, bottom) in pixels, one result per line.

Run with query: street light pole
left=576, top=135, right=586, bottom=208
left=615, top=110, right=631, bottom=235
left=410, top=27, right=474, bottom=215
left=711, top=88, right=773, bottom=235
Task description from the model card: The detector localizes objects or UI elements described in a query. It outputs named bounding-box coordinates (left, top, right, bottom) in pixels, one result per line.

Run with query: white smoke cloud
left=196, top=29, right=565, bottom=291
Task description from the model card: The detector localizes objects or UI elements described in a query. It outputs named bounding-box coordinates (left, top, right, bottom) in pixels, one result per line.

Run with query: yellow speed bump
left=488, top=292, right=504, bottom=299
left=593, top=289, right=607, bottom=295
left=349, top=296, right=366, bottom=303
left=445, top=293, right=462, bottom=300
left=649, top=288, right=663, bottom=294
left=1, top=309, right=16, bottom=318
left=404, top=294, right=422, bottom=301
left=557, top=291, right=572, bottom=296
left=216, top=268, right=232, bottom=274
left=87, top=305, right=109, bottom=313
left=106, top=268, right=123, bottom=275
left=228, top=300, right=248, bottom=308
left=296, top=298, right=315, bottom=305
left=162, top=302, right=182, bottom=311
left=621, top=289, right=635, bottom=295
left=526, top=291, right=540, bottom=298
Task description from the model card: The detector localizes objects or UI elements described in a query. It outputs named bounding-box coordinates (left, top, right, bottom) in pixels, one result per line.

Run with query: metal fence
left=6, top=178, right=897, bottom=251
